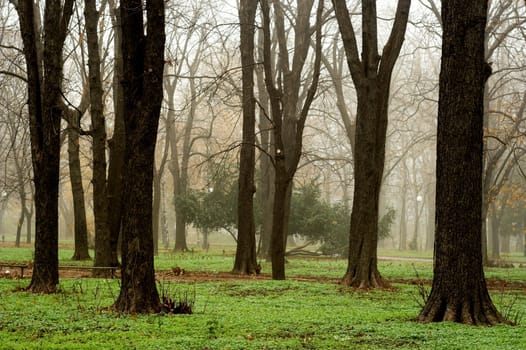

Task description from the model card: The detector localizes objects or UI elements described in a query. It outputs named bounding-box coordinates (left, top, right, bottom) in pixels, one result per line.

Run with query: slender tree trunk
left=14, top=160, right=29, bottom=248
left=417, top=0, right=508, bottom=325
left=25, top=204, right=33, bottom=244
left=233, top=0, right=258, bottom=275
left=106, top=0, right=125, bottom=265
left=152, top=166, right=161, bottom=255
left=113, top=0, right=165, bottom=313
left=68, top=125, right=90, bottom=260
left=15, top=204, right=24, bottom=248
left=399, top=168, right=407, bottom=250
left=255, top=29, right=273, bottom=259
left=489, top=203, right=500, bottom=260
left=261, top=0, right=323, bottom=279
left=85, top=0, right=113, bottom=271
left=269, top=168, right=290, bottom=280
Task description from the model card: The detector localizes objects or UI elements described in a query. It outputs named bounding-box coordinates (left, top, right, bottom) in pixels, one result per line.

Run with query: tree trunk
left=113, top=0, right=165, bottom=313
left=261, top=0, right=323, bottom=279
left=424, top=187, right=435, bottom=251
left=25, top=205, right=33, bottom=244
left=152, top=165, right=162, bottom=256
left=15, top=206, right=23, bottom=248
left=342, top=91, right=388, bottom=288
left=85, top=0, right=113, bottom=271
left=68, top=126, right=91, bottom=260
left=173, top=213, right=188, bottom=252
left=106, top=0, right=125, bottom=265
left=233, top=0, right=258, bottom=275
left=269, top=168, right=290, bottom=280
left=399, top=168, right=408, bottom=250
left=16, top=0, right=74, bottom=293
left=489, top=203, right=500, bottom=260
left=333, top=0, right=410, bottom=287
left=15, top=160, right=29, bottom=248
left=417, top=0, right=508, bottom=325
left=255, top=29, right=273, bottom=259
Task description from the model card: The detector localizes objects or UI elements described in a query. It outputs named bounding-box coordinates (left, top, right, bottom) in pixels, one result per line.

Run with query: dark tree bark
left=255, top=24, right=274, bottom=260
left=85, top=0, right=114, bottom=272
left=417, top=0, right=508, bottom=325
left=261, top=0, right=324, bottom=280
left=233, top=0, right=259, bottom=275
left=14, top=0, right=74, bottom=293
left=68, top=115, right=91, bottom=260
left=113, top=0, right=165, bottom=313
left=333, top=0, right=410, bottom=288
left=107, top=0, right=125, bottom=264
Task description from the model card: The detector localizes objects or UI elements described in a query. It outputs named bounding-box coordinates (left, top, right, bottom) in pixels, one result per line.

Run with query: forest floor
left=2, top=262, right=525, bottom=292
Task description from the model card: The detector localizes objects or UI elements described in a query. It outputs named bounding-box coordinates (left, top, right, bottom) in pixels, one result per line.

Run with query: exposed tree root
left=417, top=291, right=512, bottom=326
left=113, top=297, right=161, bottom=314
left=341, top=269, right=391, bottom=290
left=26, top=282, right=57, bottom=294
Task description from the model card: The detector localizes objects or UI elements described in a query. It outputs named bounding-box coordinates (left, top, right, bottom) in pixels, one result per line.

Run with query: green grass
left=0, top=278, right=524, bottom=349
left=1, top=247, right=526, bottom=349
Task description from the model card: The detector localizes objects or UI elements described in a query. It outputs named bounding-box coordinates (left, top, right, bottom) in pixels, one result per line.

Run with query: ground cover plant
left=0, top=246, right=525, bottom=349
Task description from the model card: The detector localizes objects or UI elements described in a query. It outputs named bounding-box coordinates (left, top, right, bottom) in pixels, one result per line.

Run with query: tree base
left=71, top=252, right=92, bottom=261
left=27, top=281, right=57, bottom=294
left=418, top=291, right=512, bottom=325
left=341, top=269, right=390, bottom=289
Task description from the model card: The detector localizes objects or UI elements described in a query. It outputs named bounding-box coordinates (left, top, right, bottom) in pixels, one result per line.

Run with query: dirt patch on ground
left=1, top=264, right=524, bottom=291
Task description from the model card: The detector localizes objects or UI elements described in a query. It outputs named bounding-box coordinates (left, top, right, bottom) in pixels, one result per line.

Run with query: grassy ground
left=0, top=247, right=525, bottom=349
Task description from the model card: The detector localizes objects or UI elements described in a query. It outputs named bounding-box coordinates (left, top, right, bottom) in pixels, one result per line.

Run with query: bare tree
left=83, top=0, right=115, bottom=271
left=113, top=0, right=165, bottom=313
left=332, top=0, right=411, bottom=288
left=12, top=0, right=74, bottom=292
left=261, top=0, right=324, bottom=280
left=233, top=0, right=259, bottom=274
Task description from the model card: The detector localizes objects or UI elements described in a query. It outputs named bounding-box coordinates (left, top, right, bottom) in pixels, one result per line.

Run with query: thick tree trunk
left=113, top=0, right=164, bottom=313
left=333, top=0, right=410, bottom=287
left=68, top=126, right=91, bottom=260
left=233, top=0, right=258, bottom=275
left=16, top=0, right=74, bottom=292
left=418, top=0, right=508, bottom=325
left=341, top=87, right=390, bottom=288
